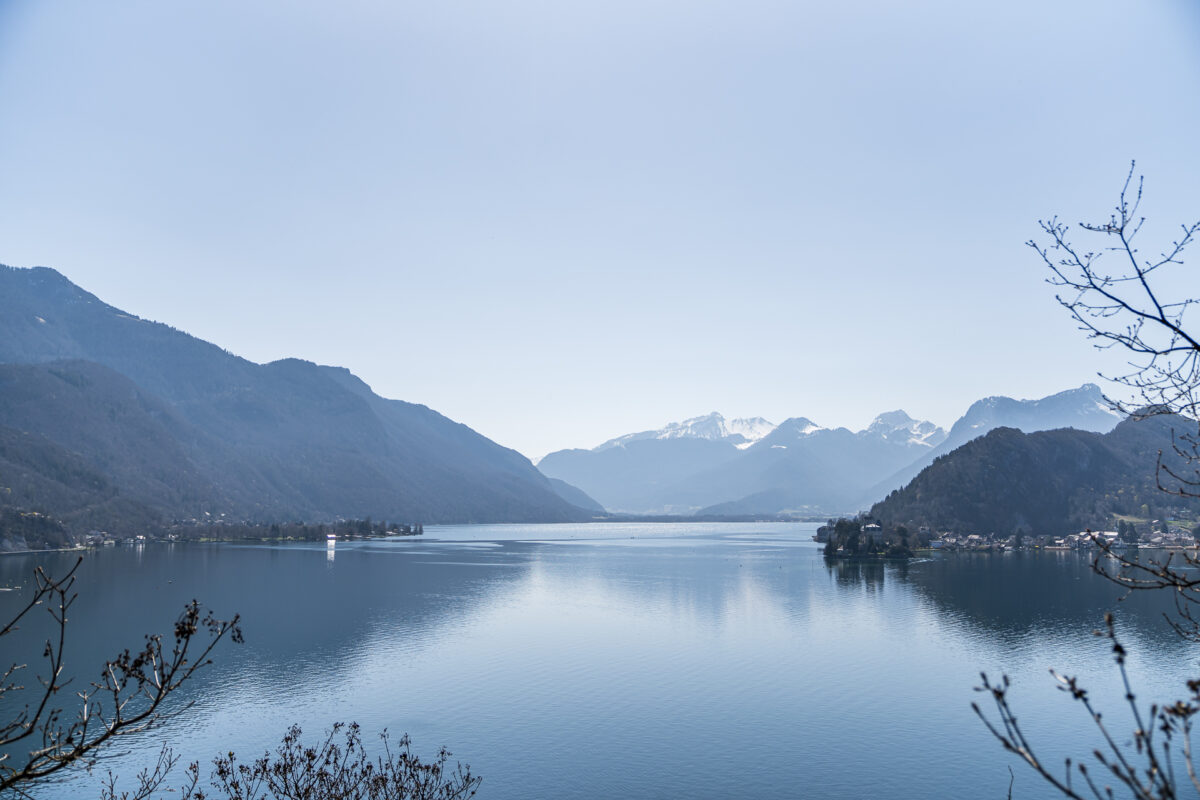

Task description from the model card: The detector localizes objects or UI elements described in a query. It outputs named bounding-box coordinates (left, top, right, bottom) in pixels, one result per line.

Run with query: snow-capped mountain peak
left=952, top=384, right=1122, bottom=439
left=595, top=412, right=777, bottom=451
left=774, top=417, right=825, bottom=436
left=868, top=410, right=917, bottom=431
left=865, top=410, right=947, bottom=448
left=724, top=416, right=779, bottom=448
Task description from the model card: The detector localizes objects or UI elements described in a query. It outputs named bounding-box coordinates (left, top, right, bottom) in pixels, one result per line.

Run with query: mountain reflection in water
left=0, top=523, right=1194, bottom=800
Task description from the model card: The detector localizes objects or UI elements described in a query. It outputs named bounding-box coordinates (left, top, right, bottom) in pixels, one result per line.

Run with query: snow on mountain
left=769, top=417, right=826, bottom=439
left=595, top=412, right=777, bottom=451
left=865, top=410, right=947, bottom=448
left=949, top=384, right=1121, bottom=444
left=763, top=412, right=944, bottom=449
left=724, top=416, right=778, bottom=448
left=856, top=383, right=1126, bottom=510
left=590, top=410, right=945, bottom=455
left=540, top=385, right=1120, bottom=517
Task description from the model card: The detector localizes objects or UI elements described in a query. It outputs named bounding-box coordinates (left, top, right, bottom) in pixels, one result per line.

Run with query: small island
left=819, top=519, right=916, bottom=559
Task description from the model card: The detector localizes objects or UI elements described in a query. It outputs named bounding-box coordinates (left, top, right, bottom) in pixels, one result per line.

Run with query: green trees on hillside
left=0, top=507, right=72, bottom=550
left=869, top=418, right=1200, bottom=537
left=822, top=518, right=915, bottom=558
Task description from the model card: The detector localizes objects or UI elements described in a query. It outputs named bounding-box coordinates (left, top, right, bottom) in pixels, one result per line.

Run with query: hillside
left=545, top=478, right=606, bottom=513
left=869, top=414, right=1200, bottom=536
left=0, top=423, right=162, bottom=548
left=0, top=265, right=591, bottom=531
left=858, top=384, right=1122, bottom=507
left=539, top=435, right=746, bottom=513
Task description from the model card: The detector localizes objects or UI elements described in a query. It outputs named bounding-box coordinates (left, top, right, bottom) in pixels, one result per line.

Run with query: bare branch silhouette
left=0, top=558, right=242, bottom=795
left=978, top=165, right=1200, bottom=798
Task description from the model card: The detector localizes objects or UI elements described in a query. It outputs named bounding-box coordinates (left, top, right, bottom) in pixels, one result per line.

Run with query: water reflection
left=821, top=550, right=1189, bottom=652
left=2, top=526, right=1197, bottom=800
left=826, top=556, right=891, bottom=591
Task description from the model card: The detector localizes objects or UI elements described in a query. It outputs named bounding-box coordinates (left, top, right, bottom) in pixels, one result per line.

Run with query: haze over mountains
left=0, top=263, right=1143, bottom=547
left=595, top=414, right=777, bottom=452
left=538, top=387, right=1122, bottom=516
left=0, top=265, right=596, bottom=536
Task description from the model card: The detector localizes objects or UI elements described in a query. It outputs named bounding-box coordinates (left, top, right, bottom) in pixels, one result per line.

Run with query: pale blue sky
left=1, top=0, right=1198, bottom=458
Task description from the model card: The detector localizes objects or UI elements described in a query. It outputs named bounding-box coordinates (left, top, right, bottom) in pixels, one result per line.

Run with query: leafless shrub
left=177, top=722, right=481, bottom=800
left=2, top=559, right=477, bottom=800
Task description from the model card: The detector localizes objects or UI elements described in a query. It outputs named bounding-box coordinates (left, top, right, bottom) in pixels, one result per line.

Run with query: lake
left=1, top=522, right=1196, bottom=799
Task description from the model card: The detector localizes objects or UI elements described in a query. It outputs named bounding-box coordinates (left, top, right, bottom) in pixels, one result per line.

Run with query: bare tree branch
left=1032, top=161, right=1200, bottom=495
left=0, top=561, right=242, bottom=795
left=980, top=165, right=1200, bottom=799
left=976, top=614, right=1197, bottom=800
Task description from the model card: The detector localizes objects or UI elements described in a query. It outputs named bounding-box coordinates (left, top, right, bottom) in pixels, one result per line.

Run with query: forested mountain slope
left=0, top=265, right=590, bottom=531
left=859, top=385, right=1122, bottom=508
left=869, top=415, right=1200, bottom=535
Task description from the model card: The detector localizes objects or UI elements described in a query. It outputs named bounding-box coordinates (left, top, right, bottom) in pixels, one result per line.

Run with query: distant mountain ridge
left=0, top=264, right=1134, bottom=534
left=687, top=410, right=948, bottom=515
left=539, top=408, right=949, bottom=514
left=869, top=414, right=1200, bottom=535
left=0, top=264, right=596, bottom=533
left=857, top=384, right=1123, bottom=507
left=596, top=412, right=777, bottom=451
left=538, top=386, right=1123, bottom=516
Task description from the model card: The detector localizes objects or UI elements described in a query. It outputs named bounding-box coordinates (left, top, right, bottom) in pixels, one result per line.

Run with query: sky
left=1, top=0, right=1198, bottom=460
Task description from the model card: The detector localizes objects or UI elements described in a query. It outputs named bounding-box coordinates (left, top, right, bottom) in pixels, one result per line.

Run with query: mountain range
left=856, top=385, right=1125, bottom=507
left=869, top=413, right=1200, bottom=535
left=537, top=387, right=1122, bottom=516
left=0, top=265, right=598, bottom=540
left=0, top=263, right=1149, bottom=545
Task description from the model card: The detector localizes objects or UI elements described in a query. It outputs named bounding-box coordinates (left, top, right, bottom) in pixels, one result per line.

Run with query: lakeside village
left=79, top=517, right=425, bottom=547
left=0, top=506, right=433, bottom=552
left=816, top=517, right=1200, bottom=558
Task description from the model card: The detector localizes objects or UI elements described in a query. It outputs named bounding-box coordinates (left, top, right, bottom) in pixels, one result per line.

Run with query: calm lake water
left=2, top=522, right=1197, bottom=799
